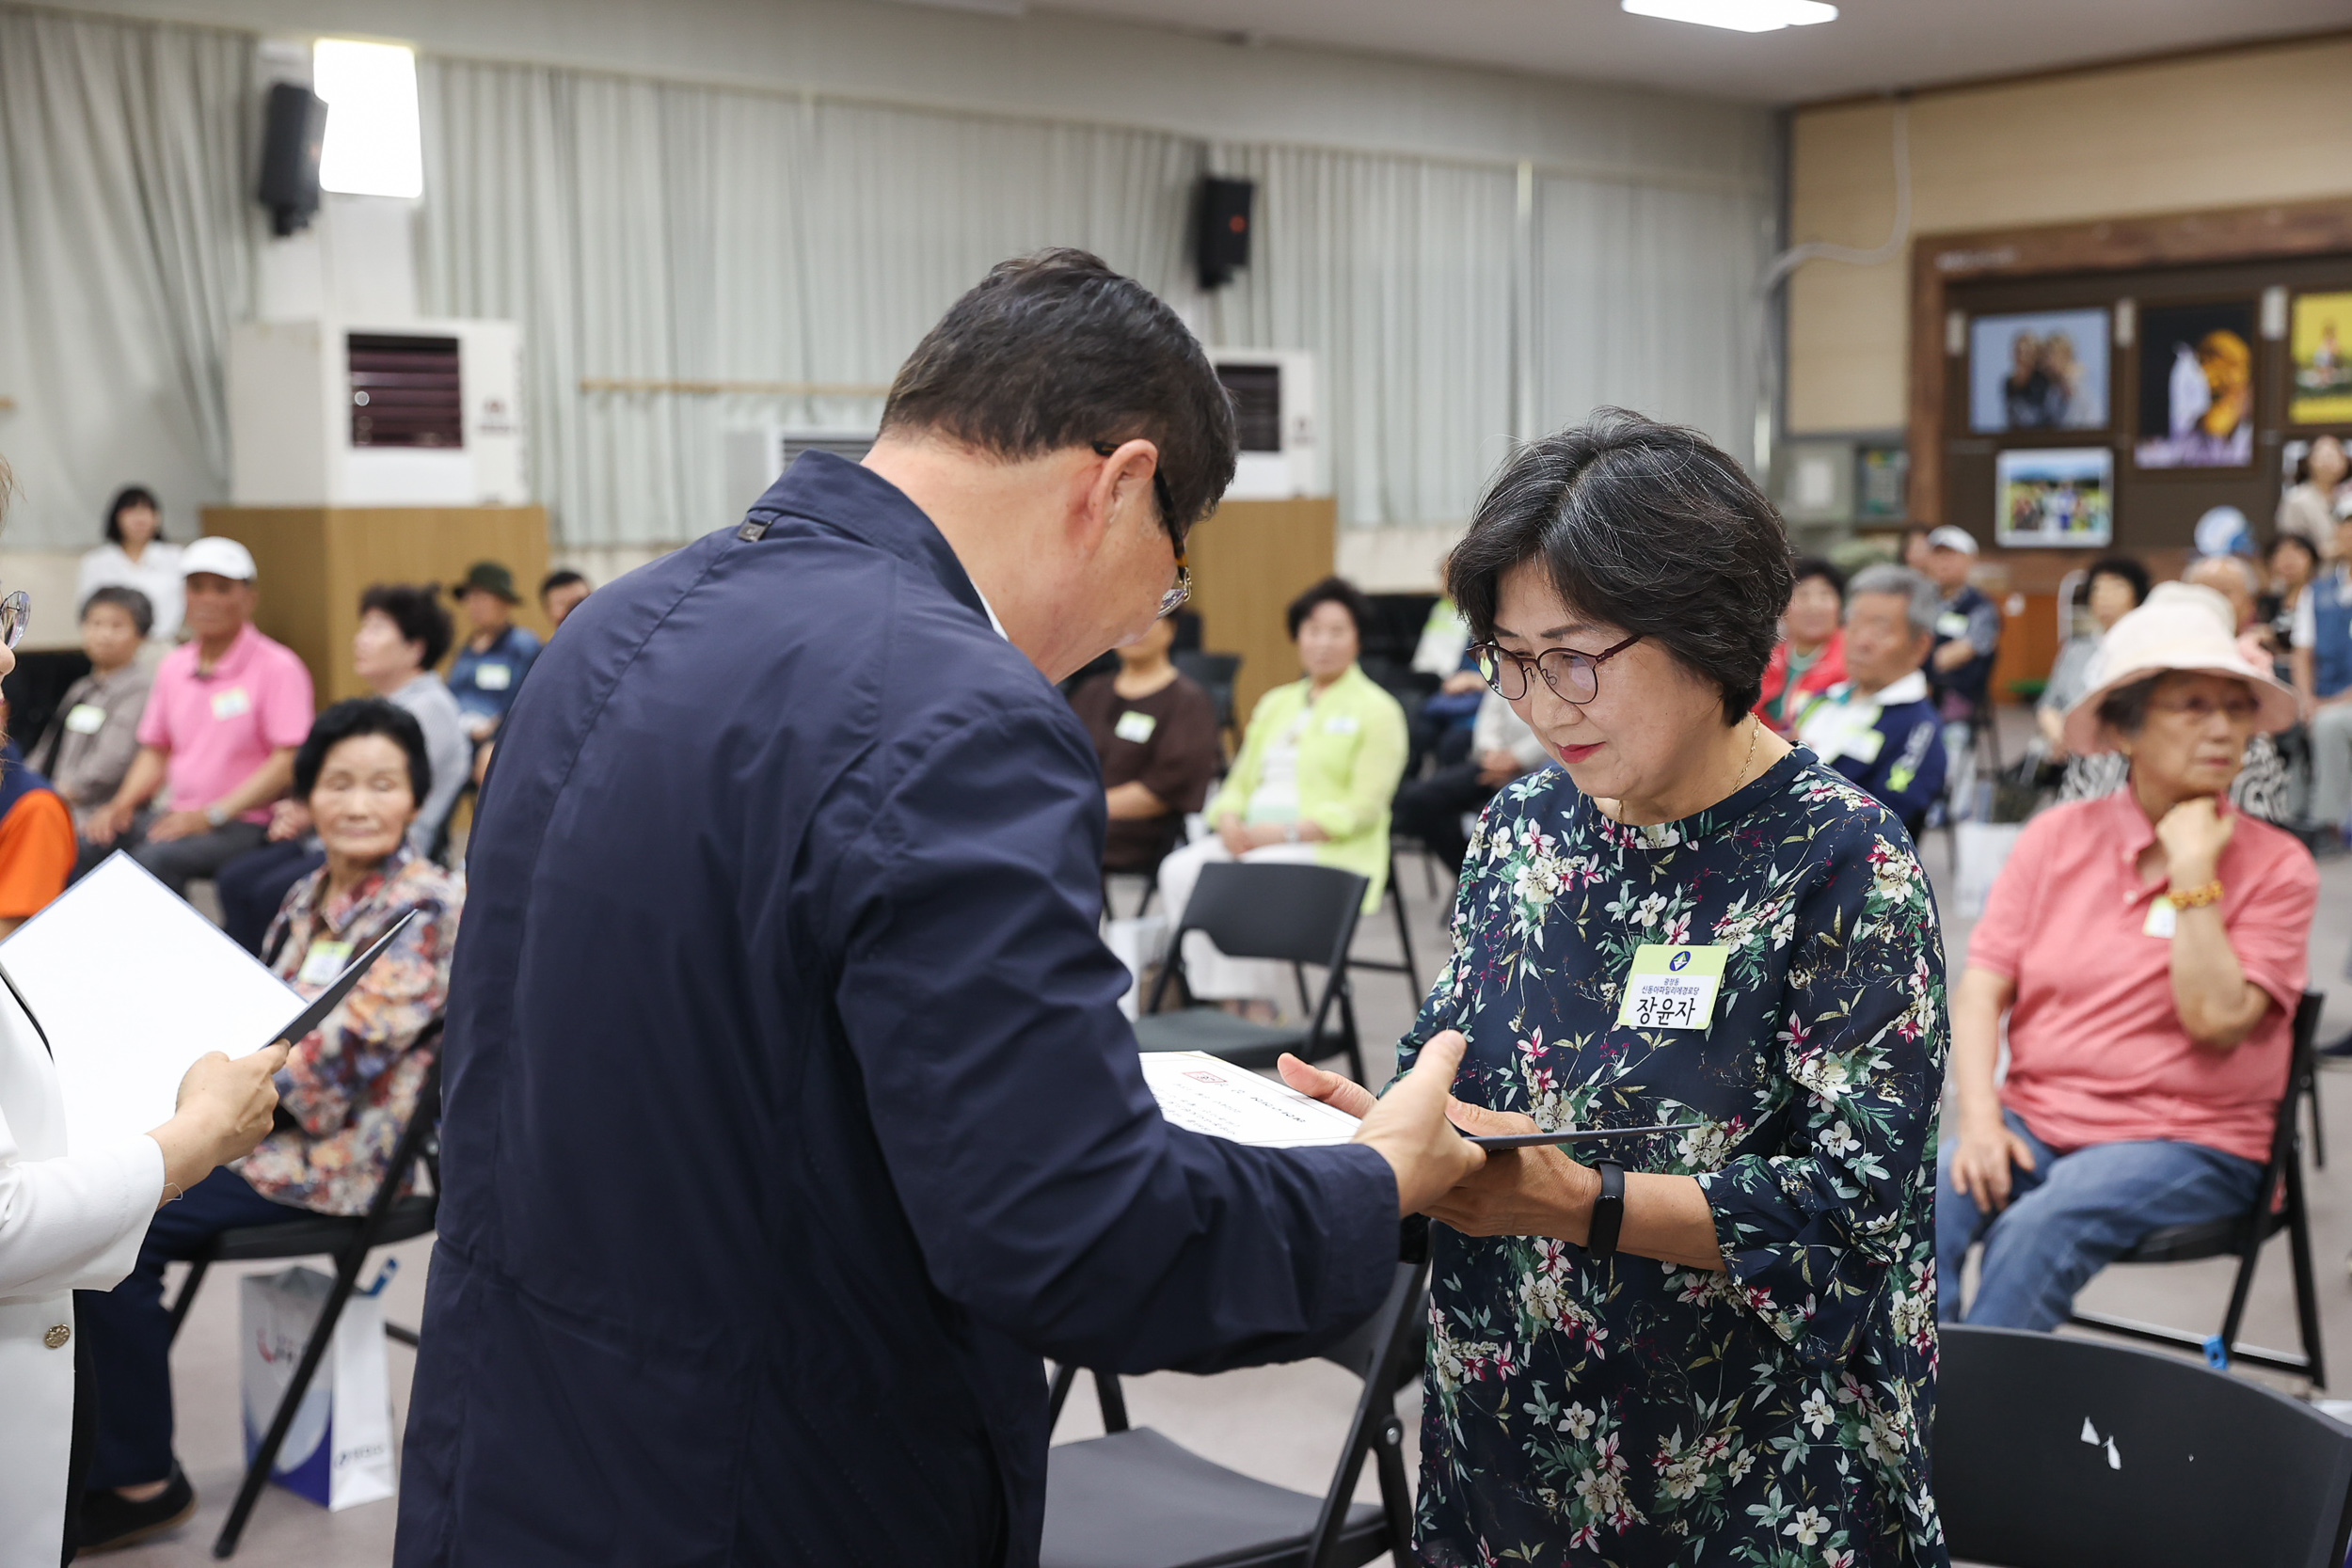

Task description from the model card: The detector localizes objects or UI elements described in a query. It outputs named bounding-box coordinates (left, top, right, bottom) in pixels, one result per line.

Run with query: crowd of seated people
left=1068, top=610, right=1221, bottom=880
left=1792, top=563, right=1947, bottom=836
left=1155, top=577, right=1406, bottom=1006
left=1938, top=589, right=2314, bottom=1331
left=72, top=697, right=466, bottom=1551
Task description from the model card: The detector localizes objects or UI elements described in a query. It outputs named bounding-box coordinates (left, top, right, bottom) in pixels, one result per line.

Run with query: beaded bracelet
left=2169, top=880, right=2224, bottom=910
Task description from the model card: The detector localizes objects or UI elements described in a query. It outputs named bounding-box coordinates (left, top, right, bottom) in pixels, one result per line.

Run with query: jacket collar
left=748, top=451, right=991, bottom=626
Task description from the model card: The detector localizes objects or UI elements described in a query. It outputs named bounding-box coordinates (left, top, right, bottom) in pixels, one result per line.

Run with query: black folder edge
left=1466, top=1121, right=1703, bottom=1150
left=265, top=909, right=420, bottom=1049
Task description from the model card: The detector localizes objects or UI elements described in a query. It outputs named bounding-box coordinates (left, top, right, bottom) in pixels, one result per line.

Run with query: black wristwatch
left=1587, top=1161, right=1626, bottom=1259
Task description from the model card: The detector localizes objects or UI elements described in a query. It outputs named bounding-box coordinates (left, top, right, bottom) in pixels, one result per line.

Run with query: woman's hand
left=147, top=1044, right=290, bottom=1207
left=1421, top=1101, right=1599, bottom=1241
left=267, top=799, right=313, bottom=843
left=2155, top=797, right=2234, bottom=889
left=1216, top=813, right=1251, bottom=857
left=145, top=808, right=212, bottom=844
left=1279, top=1036, right=1486, bottom=1216
left=85, top=799, right=135, bottom=847
left=1947, top=1115, right=2035, bottom=1212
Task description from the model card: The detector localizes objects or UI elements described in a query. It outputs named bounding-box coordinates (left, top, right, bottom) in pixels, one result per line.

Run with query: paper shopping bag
left=239, top=1264, right=397, bottom=1511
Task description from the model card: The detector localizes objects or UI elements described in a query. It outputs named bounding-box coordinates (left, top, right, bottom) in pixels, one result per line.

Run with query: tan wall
left=1787, top=37, right=2352, bottom=436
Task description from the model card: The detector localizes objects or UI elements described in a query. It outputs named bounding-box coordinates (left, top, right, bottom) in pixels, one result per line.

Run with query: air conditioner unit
left=228, top=319, right=525, bottom=506
left=1210, top=350, right=1325, bottom=501
left=725, top=426, right=879, bottom=515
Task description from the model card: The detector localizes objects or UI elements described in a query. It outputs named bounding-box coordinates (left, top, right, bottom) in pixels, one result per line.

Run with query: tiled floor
left=103, top=808, right=2352, bottom=1567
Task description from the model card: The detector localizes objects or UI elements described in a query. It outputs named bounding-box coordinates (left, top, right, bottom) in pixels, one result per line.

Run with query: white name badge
left=1934, top=610, right=1971, bottom=640
left=64, top=703, right=107, bottom=735
left=1322, top=714, right=1360, bottom=736
left=1838, top=725, right=1885, bottom=764
left=473, top=662, right=512, bottom=691
left=297, top=938, right=354, bottom=988
left=1616, top=943, right=1728, bottom=1031
left=210, top=686, right=251, bottom=721
left=2143, top=896, right=2178, bottom=939
left=1114, top=709, right=1159, bottom=744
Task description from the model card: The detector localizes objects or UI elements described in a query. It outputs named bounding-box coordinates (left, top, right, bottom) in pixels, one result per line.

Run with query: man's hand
left=145, top=808, right=214, bottom=843
left=1931, top=640, right=1975, bottom=673
left=1476, top=750, right=1524, bottom=788
left=86, top=799, right=135, bottom=846
left=1280, top=1034, right=1485, bottom=1215
left=1947, top=1115, right=2036, bottom=1212
left=2155, top=797, right=2234, bottom=889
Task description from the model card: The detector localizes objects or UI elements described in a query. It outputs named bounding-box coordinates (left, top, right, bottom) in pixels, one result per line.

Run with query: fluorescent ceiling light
left=313, top=39, right=422, bottom=199
left=1621, top=0, right=1836, bottom=32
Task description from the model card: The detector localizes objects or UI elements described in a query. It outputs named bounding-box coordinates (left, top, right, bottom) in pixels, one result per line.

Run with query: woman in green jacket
left=1156, top=576, right=1407, bottom=1002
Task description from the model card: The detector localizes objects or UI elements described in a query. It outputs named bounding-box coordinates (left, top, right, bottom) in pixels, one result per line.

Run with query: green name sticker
left=1615, top=943, right=1727, bottom=1032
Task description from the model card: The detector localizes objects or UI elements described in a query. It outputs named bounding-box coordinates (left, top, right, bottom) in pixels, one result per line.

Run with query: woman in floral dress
left=1286, top=412, right=1947, bottom=1567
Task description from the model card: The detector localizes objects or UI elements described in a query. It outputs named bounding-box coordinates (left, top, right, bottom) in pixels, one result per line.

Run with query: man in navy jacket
left=393, top=251, right=1479, bottom=1567
left=1795, top=562, right=1950, bottom=839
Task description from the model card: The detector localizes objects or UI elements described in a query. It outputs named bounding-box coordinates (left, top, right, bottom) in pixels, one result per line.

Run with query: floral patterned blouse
left=1402, top=747, right=1948, bottom=1568
left=242, top=847, right=462, bottom=1216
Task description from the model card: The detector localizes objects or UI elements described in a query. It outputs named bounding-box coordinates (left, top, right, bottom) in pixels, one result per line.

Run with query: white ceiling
left=1039, top=0, right=2348, bottom=105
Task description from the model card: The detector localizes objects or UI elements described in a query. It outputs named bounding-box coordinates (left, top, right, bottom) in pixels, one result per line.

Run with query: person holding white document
left=0, top=454, right=289, bottom=1568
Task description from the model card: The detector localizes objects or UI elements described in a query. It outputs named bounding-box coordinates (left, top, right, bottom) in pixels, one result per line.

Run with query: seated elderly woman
left=1067, top=610, right=1221, bottom=878
left=1937, top=587, right=2315, bottom=1334
left=73, top=698, right=462, bottom=1551
left=1155, top=575, right=1405, bottom=1003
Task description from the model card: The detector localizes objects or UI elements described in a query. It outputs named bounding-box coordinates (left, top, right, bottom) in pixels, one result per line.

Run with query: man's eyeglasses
left=1092, top=441, right=1191, bottom=618
left=0, top=592, right=28, bottom=651
left=1471, top=633, right=1642, bottom=705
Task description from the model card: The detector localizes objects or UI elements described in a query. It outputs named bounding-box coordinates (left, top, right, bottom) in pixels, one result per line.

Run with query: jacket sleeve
left=1302, top=689, right=1407, bottom=844
left=1203, top=689, right=1279, bottom=823
left=829, top=698, right=1398, bottom=1373
left=0, top=1104, right=162, bottom=1299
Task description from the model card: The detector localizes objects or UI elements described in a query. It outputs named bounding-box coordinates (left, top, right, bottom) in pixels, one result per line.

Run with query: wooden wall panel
left=200, top=506, right=551, bottom=704
left=1185, top=497, right=1339, bottom=721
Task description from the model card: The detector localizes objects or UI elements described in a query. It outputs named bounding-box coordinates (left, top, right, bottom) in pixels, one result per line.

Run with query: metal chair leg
left=1094, top=1370, right=1129, bottom=1433
left=213, top=1248, right=370, bottom=1559
left=1046, top=1363, right=1078, bottom=1430
left=1387, top=860, right=1419, bottom=995
left=1375, top=1414, right=1414, bottom=1557
left=166, top=1257, right=213, bottom=1348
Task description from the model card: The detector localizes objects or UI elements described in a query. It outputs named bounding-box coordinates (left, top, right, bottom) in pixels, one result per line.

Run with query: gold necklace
left=1602, top=716, right=1763, bottom=825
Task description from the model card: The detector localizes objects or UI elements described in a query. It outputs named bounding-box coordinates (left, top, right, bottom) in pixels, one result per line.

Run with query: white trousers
left=1154, top=836, right=1323, bottom=1004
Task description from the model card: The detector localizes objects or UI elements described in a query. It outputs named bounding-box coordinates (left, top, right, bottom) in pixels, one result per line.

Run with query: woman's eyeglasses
left=1471, top=633, right=1642, bottom=705
left=1091, top=441, right=1190, bottom=618
left=0, top=592, right=28, bottom=650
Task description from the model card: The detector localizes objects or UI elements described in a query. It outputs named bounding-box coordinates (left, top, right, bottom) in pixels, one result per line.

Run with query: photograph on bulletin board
left=1995, top=447, right=2114, bottom=546
left=2291, top=292, right=2352, bottom=426
left=1969, top=309, right=2110, bottom=433
left=2134, top=300, right=2256, bottom=468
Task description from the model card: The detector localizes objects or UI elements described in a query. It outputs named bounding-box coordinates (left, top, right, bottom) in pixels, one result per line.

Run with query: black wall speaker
left=1195, top=176, right=1254, bottom=290
left=259, top=82, right=328, bottom=237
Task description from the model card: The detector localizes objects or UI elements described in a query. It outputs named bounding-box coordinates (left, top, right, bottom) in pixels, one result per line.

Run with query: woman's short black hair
left=1285, top=575, right=1372, bottom=641
left=1790, top=556, right=1846, bottom=600
left=103, top=485, right=163, bottom=545
left=1446, top=409, right=1794, bottom=723
left=80, top=585, right=154, bottom=638
left=294, top=698, right=431, bottom=808
left=540, top=568, right=588, bottom=598
left=2268, top=531, right=2320, bottom=568
left=358, top=583, right=454, bottom=672
left=2085, top=554, right=2152, bottom=608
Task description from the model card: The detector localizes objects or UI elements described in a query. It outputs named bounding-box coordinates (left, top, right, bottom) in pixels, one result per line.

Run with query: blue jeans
left=75, top=1167, right=309, bottom=1487
left=1935, top=1107, right=2264, bottom=1331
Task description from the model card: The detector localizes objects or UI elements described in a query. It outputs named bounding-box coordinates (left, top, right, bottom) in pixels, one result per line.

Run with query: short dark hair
left=2086, top=554, right=2151, bottom=608
left=879, top=248, right=1237, bottom=534
left=1791, top=555, right=1846, bottom=601
left=294, top=698, right=431, bottom=806
left=2268, top=531, right=2320, bottom=568
left=1285, top=576, right=1372, bottom=641
left=2095, top=674, right=2160, bottom=738
left=1446, top=409, right=1794, bottom=723
left=540, top=569, right=588, bottom=598
left=104, top=485, right=163, bottom=545
left=359, top=583, right=454, bottom=671
left=80, top=585, right=153, bottom=638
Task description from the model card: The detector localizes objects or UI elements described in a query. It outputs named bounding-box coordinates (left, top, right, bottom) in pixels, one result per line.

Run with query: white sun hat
left=2061, top=580, right=2297, bottom=754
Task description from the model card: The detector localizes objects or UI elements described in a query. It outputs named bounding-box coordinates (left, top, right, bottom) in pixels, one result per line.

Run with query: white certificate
left=1138, top=1050, right=1363, bottom=1148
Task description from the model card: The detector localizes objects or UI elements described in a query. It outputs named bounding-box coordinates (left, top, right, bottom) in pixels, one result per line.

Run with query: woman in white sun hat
left=1934, top=581, right=2317, bottom=1331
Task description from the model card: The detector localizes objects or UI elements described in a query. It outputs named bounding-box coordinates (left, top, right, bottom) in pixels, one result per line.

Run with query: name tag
left=64, top=703, right=107, bottom=735
left=1616, top=943, right=1727, bottom=1032
left=1321, top=714, right=1360, bottom=736
left=2143, top=897, right=2178, bottom=939
left=1934, top=610, right=1971, bottom=640
left=297, top=938, right=354, bottom=987
left=473, top=662, right=512, bottom=691
left=1838, top=725, right=1885, bottom=764
left=210, top=686, right=251, bottom=721
left=1114, top=710, right=1159, bottom=744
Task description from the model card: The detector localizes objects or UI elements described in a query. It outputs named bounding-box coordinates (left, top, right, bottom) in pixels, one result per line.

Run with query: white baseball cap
left=1924, top=525, right=1979, bottom=556
left=180, top=535, right=257, bottom=582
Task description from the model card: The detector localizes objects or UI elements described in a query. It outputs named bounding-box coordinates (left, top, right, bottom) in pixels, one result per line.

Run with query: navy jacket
left=392, top=454, right=1398, bottom=1568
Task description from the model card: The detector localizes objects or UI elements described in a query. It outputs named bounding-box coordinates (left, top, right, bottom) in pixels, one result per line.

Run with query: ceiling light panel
left=1621, top=0, right=1837, bottom=33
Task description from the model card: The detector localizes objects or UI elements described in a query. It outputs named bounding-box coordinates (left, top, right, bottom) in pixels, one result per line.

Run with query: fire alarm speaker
left=259, top=83, right=328, bottom=237
left=1195, top=176, right=1254, bottom=289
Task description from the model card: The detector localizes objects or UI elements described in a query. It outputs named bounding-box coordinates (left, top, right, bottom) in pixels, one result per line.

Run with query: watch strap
left=1587, top=1160, right=1626, bottom=1259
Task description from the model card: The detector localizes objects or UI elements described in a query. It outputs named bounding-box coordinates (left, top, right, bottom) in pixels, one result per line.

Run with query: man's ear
left=1073, top=438, right=1160, bottom=558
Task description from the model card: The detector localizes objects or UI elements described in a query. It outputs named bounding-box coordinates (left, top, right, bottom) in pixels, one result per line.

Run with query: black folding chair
left=1040, top=1254, right=1428, bottom=1568
left=1136, top=862, right=1367, bottom=1084
left=166, top=1033, right=443, bottom=1558
left=1934, top=1323, right=2352, bottom=1568
left=1172, top=651, right=1243, bottom=756
left=2065, top=990, right=2327, bottom=1386
left=1343, top=848, right=1419, bottom=996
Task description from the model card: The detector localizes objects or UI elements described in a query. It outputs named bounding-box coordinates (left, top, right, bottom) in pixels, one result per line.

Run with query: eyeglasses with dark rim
left=1092, top=441, right=1190, bottom=618
left=0, top=592, right=28, bottom=651
left=1471, top=633, right=1643, bottom=705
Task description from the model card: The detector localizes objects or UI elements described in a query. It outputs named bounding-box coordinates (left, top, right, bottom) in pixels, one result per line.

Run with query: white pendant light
left=1621, top=0, right=1838, bottom=33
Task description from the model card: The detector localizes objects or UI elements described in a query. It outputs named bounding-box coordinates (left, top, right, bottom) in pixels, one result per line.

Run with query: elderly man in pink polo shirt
left=1936, top=583, right=2316, bottom=1330
left=79, top=537, right=315, bottom=897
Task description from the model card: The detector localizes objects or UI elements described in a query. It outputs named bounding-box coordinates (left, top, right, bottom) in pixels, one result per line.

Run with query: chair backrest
left=1171, top=651, right=1240, bottom=733
left=1164, top=860, right=1366, bottom=970
left=1934, top=1324, right=2352, bottom=1568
